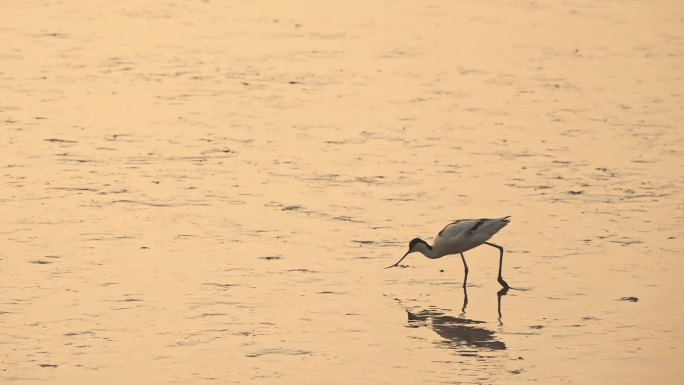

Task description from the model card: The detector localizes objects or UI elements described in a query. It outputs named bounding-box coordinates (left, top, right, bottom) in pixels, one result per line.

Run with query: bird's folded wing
left=437, top=219, right=479, bottom=240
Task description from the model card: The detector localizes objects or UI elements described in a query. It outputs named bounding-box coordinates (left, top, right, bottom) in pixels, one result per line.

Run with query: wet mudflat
left=1, top=0, right=683, bottom=384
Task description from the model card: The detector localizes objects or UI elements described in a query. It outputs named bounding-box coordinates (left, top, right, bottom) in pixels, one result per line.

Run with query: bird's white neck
left=414, top=242, right=440, bottom=259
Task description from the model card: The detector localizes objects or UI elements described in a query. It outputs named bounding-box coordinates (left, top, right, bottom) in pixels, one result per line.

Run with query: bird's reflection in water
left=402, top=288, right=509, bottom=353
left=460, top=286, right=509, bottom=322
left=406, top=307, right=506, bottom=351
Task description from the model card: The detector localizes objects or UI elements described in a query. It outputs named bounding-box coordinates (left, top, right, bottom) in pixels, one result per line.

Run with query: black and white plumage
left=386, top=216, right=511, bottom=289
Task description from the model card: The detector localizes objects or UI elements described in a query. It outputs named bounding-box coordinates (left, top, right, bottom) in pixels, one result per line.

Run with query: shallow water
left=2, top=0, right=683, bottom=383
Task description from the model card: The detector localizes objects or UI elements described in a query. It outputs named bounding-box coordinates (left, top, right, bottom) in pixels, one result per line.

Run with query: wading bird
left=386, top=216, right=511, bottom=289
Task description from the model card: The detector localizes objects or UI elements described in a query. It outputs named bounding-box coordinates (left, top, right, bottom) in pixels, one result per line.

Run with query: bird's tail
left=473, top=216, right=510, bottom=242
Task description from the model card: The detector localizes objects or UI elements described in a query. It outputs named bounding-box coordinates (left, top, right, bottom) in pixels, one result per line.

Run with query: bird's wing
left=436, top=219, right=478, bottom=240
left=437, top=217, right=511, bottom=243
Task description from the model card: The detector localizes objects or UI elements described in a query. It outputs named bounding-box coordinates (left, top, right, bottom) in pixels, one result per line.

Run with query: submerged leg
left=497, top=286, right=508, bottom=322
left=461, top=285, right=469, bottom=315
left=460, top=252, right=469, bottom=288
left=484, top=242, right=509, bottom=290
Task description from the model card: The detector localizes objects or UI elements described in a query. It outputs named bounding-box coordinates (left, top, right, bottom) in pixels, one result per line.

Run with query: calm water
left=2, top=1, right=683, bottom=384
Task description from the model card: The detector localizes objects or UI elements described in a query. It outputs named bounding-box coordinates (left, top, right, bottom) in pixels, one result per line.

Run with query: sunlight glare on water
left=1, top=0, right=683, bottom=384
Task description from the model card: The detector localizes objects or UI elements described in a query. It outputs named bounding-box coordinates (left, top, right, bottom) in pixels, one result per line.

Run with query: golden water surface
left=2, top=1, right=683, bottom=384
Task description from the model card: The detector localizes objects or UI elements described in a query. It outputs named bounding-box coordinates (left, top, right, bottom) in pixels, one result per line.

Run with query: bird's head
left=385, top=238, right=431, bottom=269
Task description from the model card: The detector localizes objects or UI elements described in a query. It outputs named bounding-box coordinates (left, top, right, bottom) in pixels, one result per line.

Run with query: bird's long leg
left=484, top=242, right=510, bottom=290
left=460, top=252, right=469, bottom=288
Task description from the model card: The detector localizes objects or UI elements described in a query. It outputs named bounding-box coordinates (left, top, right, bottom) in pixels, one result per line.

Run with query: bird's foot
left=498, top=278, right=510, bottom=291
